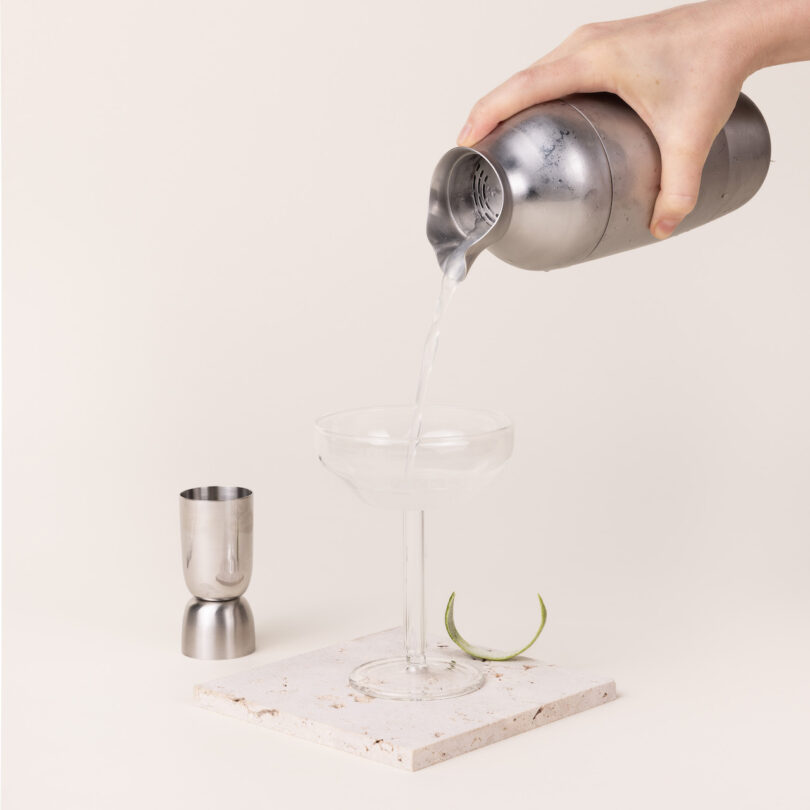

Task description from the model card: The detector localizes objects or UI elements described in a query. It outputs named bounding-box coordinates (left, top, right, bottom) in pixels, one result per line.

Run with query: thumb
left=650, top=137, right=712, bottom=240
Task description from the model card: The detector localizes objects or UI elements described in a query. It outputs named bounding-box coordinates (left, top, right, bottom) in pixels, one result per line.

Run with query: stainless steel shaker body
left=427, top=93, right=770, bottom=279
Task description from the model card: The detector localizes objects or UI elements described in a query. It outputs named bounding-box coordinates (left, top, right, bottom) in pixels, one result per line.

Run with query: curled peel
left=444, top=591, right=547, bottom=662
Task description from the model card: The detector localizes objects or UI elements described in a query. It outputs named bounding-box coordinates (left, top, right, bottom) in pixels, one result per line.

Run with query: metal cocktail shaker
left=427, top=92, right=770, bottom=280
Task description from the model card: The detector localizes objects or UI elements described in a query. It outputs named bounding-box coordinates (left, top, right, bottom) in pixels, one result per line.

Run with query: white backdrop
left=4, top=0, right=809, bottom=807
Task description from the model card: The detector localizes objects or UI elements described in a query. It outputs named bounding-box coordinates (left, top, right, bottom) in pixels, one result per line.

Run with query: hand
left=457, top=1, right=808, bottom=239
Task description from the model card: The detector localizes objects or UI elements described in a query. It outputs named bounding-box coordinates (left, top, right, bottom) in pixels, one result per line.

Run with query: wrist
left=716, top=0, right=810, bottom=73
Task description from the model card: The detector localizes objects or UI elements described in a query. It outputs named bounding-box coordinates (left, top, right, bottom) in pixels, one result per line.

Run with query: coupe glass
left=315, top=405, right=513, bottom=700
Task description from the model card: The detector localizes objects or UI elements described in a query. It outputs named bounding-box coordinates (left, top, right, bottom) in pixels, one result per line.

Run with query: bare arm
left=457, top=0, right=810, bottom=239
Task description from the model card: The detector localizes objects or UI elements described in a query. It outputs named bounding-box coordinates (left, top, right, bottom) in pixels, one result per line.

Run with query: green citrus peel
left=444, top=591, right=547, bottom=662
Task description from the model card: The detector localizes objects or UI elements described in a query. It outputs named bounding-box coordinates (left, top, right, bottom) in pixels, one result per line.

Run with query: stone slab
left=195, top=628, right=617, bottom=771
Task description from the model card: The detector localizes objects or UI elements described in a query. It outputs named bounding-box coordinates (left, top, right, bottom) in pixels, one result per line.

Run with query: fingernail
left=653, top=218, right=678, bottom=239
left=457, top=123, right=473, bottom=145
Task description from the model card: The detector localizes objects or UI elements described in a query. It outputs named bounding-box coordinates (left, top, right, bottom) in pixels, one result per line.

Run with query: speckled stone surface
left=195, top=628, right=617, bottom=771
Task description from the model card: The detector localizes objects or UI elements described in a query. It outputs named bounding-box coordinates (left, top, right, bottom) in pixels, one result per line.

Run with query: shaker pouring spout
left=426, top=147, right=508, bottom=281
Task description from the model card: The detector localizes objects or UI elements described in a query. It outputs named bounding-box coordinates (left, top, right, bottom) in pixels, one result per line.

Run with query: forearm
left=726, top=0, right=810, bottom=71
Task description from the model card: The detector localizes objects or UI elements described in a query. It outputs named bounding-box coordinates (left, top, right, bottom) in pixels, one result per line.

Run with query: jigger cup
left=180, top=486, right=255, bottom=659
left=180, top=485, right=253, bottom=600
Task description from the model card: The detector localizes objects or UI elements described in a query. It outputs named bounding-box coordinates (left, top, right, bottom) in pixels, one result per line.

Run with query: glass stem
left=403, top=510, right=427, bottom=670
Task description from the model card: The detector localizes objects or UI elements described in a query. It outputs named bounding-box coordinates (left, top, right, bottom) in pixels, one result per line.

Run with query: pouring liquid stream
left=401, top=261, right=460, bottom=672
left=405, top=269, right=459, bottom=474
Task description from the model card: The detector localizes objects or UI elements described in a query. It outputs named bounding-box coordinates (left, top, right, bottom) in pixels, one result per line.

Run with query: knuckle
left=571, top=21, right=607, bottom=41
left=571, top=23, right=594, bottom=39
left=470, top=97, right=490, bottom=117
left=510, top=67, right=536, bottom=88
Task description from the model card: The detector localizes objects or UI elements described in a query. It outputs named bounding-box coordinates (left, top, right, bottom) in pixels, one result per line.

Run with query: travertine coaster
left=195, top=628, right=616, bottom=771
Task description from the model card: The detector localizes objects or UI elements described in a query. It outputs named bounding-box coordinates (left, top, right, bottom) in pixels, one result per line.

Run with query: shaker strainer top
left=470, top=158, right=501, bottom=226
left=446, top=152, right=504, bottom=234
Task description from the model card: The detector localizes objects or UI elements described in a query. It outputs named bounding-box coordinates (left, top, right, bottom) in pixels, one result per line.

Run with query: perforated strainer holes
left=471, top=159, right=499, bottom=225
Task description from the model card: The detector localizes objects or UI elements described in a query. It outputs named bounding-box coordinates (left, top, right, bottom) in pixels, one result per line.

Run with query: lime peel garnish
left=444, top=591, right=547, bottom=661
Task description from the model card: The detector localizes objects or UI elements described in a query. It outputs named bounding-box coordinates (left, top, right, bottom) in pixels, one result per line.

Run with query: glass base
left=349, top=656, right=485, bottom=701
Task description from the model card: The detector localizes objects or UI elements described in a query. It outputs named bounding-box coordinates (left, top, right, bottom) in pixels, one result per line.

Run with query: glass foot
left=349, top=656, right=485, bottom=701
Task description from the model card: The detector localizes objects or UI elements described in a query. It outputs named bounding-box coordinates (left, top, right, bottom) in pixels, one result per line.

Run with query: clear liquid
left=403, top=267, right=460, bottom=673
left=406, top=267, right=460, bottom=474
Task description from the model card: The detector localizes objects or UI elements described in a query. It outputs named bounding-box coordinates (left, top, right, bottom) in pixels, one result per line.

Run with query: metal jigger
left=180, top=486, right=255, bottom=659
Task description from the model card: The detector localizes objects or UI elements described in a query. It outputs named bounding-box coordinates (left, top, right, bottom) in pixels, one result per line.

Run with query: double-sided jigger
left=180, top=486, right=255, bottom=659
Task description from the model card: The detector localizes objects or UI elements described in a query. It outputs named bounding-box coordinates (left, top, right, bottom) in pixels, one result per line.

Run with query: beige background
left=3, top=0, right=809, bottom=806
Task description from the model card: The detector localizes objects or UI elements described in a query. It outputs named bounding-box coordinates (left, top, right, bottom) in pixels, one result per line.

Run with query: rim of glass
left=180, top=486, right=252, bottom=501
left=314, top=405, right=513, bottom=445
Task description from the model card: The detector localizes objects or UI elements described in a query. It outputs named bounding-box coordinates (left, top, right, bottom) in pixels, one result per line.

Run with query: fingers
left=457, top=57, right=598, bottom=146
left=650, top=136, right=712, bottom=239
